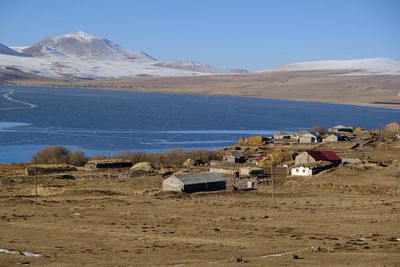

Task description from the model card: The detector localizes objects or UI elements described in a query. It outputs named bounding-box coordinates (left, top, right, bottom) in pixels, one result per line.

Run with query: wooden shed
left=162, top=172, right=227, bottom=193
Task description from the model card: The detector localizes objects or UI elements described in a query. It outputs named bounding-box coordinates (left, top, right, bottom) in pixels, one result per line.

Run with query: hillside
left=0, top=31, right=240, bottom=79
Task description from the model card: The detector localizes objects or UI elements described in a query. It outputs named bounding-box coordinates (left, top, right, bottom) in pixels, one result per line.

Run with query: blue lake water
left=0, top=85, right=399, bottom=163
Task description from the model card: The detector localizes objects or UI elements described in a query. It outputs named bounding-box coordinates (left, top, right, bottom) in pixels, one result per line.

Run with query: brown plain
left=0, top=140, right=399, bottom=266
left=2, top=70, right=400, bottom=108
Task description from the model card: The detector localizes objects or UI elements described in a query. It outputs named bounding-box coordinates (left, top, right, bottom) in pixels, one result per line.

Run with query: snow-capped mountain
left=22, top=31, right=155, bottom=61
left=0, top=31, right=238, bottom=79
left=0, top=43, right=30, bottom=57
left=268, top=58, right=400, bottom=75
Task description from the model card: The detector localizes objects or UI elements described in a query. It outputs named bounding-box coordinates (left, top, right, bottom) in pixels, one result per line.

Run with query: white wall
left=291, top=166, right=313, bottom=176
left=162, top=177, right=183, bottom=192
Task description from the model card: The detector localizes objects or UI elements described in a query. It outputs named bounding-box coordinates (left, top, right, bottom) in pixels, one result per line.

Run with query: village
left=66, top=122, right=399, bottom=194
left=0, top=122, right=399, bottom=266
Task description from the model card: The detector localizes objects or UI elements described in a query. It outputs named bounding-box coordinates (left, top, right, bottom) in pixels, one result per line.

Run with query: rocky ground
left=0, top=140, right=399, bottom=266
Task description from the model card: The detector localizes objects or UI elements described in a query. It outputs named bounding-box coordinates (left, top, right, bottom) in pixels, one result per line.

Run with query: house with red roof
left=295, top=151, right=342, bottom=166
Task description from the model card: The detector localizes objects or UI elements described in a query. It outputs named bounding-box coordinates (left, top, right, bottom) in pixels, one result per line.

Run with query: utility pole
left=34, top=156, right=38, bottom=203
left=271, top=162, right=275, bottom=209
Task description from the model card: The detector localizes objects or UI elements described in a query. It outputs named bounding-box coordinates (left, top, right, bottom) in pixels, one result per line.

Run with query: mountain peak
left=22, top=31, right=155, bottom=61
left=62, top=30, right=97, bottom=41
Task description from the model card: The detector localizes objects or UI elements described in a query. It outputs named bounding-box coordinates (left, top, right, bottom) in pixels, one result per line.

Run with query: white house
left=290, top=161, right=333, bottom=176
left=298, top=132, right=322, bottom=143
left=291, top=166, right=314, bottom=176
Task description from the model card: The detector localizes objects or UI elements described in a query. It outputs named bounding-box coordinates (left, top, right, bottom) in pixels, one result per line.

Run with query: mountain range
left=0, top=31, right=246, bottom=79
left=0, top=31, right=399, bottom=80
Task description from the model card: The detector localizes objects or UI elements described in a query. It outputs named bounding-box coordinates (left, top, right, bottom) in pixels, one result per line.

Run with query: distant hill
left=265, top=58, right=400, bottom=75
left=0, top=43, right=31, bottom=57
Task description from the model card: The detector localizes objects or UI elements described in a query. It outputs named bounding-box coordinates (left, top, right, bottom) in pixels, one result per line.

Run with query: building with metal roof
left=162, top=172, right=227, bottom=193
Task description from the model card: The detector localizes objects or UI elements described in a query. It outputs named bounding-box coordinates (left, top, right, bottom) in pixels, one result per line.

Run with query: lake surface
left=1, top=85, right=399, bottom=163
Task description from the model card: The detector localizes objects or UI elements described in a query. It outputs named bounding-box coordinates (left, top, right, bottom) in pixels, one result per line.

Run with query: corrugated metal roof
left=174, top=172, right=226, bottom=185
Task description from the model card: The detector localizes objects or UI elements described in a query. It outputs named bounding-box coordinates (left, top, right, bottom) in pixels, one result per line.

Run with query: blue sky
left=0, top=0, right=399, bottom=70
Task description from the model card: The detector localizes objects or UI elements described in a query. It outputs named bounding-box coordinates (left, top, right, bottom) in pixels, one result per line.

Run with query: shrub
left=311, top=125, right=326, bottom=135
left=33, top=146, right=69, bottom=164
left=67, top=150, right=87, bottom=166
left=32, top=146, right=87, bottom=166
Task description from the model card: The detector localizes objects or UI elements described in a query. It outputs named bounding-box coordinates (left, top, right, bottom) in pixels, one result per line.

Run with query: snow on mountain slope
left=0, top=43, right=30, bottom=57
left=0, top=31, right=238, bottom=78
left=268, top=58, right=400, bottom=75
left=0, top=54, right=211, bottom=79
left=154, top=61, right=226, bottom=73
left=154, top=61, right=248, bottom=74
left=10, top=46, right=29, bottom=52
left=22, top=31, right=155, bottom=61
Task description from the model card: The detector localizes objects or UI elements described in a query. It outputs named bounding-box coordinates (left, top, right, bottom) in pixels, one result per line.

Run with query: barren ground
left=1, top=141, right=399, bottom=266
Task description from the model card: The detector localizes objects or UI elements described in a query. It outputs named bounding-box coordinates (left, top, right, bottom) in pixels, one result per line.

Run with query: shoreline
left=2, top=81, right=400, bottom=110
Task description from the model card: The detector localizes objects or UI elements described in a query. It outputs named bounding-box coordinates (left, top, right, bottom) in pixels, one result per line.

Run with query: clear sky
left=0, top=0, right=399, bottom=70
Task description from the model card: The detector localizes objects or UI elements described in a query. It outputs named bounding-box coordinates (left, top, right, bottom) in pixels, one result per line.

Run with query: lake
left=0, top=85, right=399, bottom=163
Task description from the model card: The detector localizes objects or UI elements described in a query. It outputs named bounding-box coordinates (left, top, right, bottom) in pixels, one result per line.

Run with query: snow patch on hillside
left=266, top=58, right=400, bottom=75
left=0, top=54, right=210, bottom=78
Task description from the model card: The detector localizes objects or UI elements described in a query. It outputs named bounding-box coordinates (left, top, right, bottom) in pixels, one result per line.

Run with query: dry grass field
left=2, top=70, right=400, bottom=109
left=1, top=141, right=399, bottom=266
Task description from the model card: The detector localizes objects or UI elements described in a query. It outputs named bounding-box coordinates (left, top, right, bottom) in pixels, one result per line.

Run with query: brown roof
left=307, top=151, right=341, bottom=162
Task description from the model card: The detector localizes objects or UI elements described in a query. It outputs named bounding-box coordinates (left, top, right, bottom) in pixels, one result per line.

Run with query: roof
left=299, top=132, right=320, bottom=138
left=329, top=133, right=343, bottom=137
left=273, top=132, right=291, bottom=137
left=225, top=151, right=244, bottom=157
left=173, top=172, right=226, bottom=185
left=332, top=125, right=352, bottom=129
left=307, top=151, right=341, bottom=161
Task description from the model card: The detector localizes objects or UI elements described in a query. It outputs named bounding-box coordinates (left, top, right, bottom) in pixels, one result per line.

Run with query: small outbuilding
left=273, top=132, right=297, bottom=144
left=328, top=125, right=353, bottom=133
left=223, top=151, right=246, bottom=164
left=325, top=133, right=346, bottom=142
left=162, top=172, right=227, bottom=193
left=85, top=159, right=133, bottom=170
left=239, top=167, right=265, bottom=177
left=298, top=132, right=322, bottom=143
